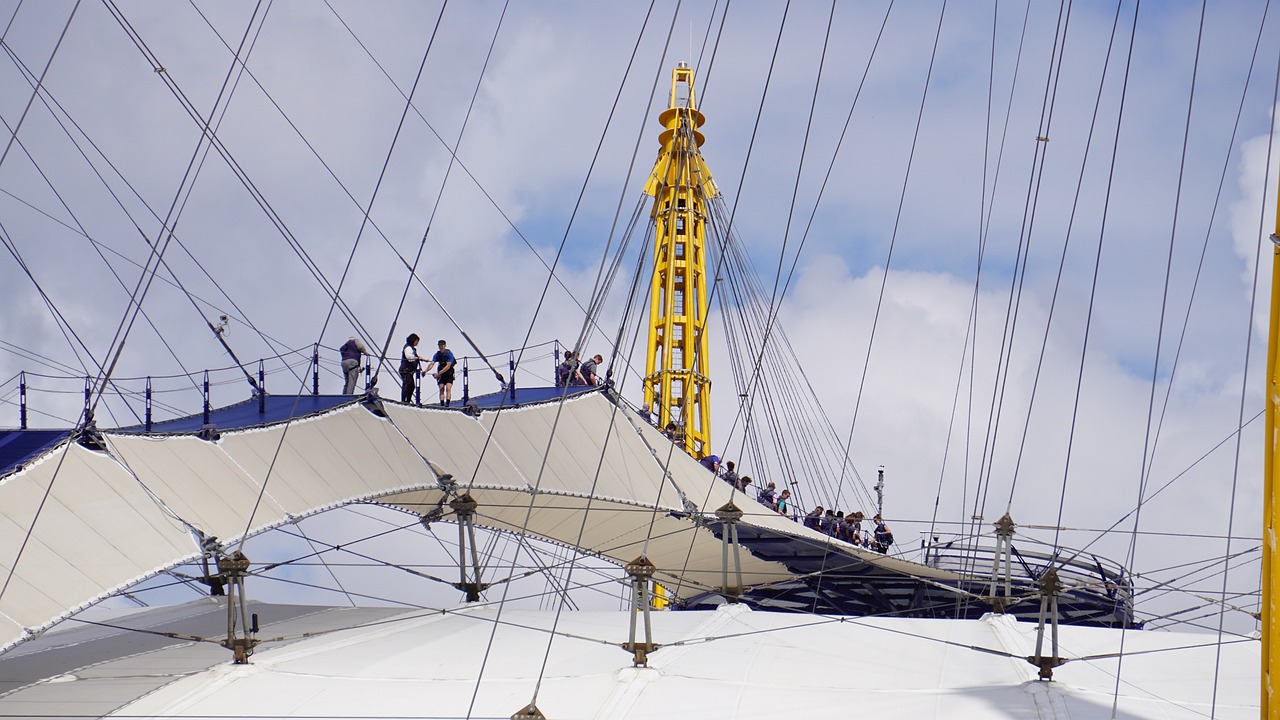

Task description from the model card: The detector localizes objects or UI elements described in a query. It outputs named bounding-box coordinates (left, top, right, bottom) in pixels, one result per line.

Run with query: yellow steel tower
left=643, top=63, right=717, bottom=458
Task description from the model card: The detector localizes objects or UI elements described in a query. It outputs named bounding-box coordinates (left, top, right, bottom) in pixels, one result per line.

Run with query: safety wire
left=951, top=0, right=1076, bottom=617
left=237, top=0, right=453, bottom=551
left=927, top=0, right=1034, bottom=546
left=467, top=3, right=678, bottom=714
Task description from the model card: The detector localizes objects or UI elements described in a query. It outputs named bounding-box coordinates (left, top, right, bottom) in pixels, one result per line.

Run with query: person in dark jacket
left=399, top=334, right=422, bottom=404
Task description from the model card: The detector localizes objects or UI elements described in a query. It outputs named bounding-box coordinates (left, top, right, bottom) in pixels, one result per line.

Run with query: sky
left=1, top=0, right=1278, bottom=635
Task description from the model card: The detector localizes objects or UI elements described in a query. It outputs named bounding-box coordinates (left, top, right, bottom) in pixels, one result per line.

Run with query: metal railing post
left=203, top=370, right=211, bottom=426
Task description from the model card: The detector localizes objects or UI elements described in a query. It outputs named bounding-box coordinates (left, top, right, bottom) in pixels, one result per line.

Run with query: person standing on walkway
left=425, top=339, right=456, bottom=407
left=339, top=336, right=371, bottom=394
left=400, top=334, right=422, bottom=404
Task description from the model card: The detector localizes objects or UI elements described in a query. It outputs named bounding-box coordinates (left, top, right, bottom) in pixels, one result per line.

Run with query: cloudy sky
left=2, top=0, right=1277, bottom=632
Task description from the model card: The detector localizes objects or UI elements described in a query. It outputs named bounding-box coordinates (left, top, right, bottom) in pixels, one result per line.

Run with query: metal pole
left=876, top=466, right=885, bottom=519
left=312, top=344, right=320, bottom=396
left=508, top=352, right=516, bottom=399
left=145, top=377, right=152, bottom=432
left=202, top=370, right=211, bottom=426
left=18, top=371, right=26, bottom=429
left=462, top=358, right=469, bottom=406
left=258, top=360, right=265, bottom=416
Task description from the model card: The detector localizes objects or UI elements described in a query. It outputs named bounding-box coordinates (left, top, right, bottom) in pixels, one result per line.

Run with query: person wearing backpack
left=873, top=514, right=893, bottom=554
left=339, top=336, right=370, bottom=394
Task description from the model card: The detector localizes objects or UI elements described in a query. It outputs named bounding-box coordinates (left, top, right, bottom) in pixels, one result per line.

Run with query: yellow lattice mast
left=643, top=63, right=718, bottom=458
left=1263, top=151, right=1280, bottom=718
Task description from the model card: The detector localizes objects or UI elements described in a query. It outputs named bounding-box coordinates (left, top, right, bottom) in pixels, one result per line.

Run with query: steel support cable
left=966, top=0, right=1074, bottom=553
left=929, top=0, right=1034, bottom=544
left=951, top=0, right=1079, bottom=617
left=1133, top=548, right=1260, bottom=610
left=269, top=525, right=471, bottom=591
left=0, top=60, right=205, bottom=405
left=0, top=227, right=112, bottom=398
left=830, top=0, right=949, bottom=530
left=1010, top=2, right=1141, bottom=710
left=678, top=0, right=791, bottom=470
left=0, top=339, right=80, bottom=376
left=0, top=0, right=77, bottom=176
left=960, top=0, right=1038, bottom=535
left=100, top=4, right=375, bottom=384
left=1141, top=0, right=1273, bottom=509
left=571, top=4, right=676, bottom=366
left=89, top=0, right=263, bottom=414
left=0, top=179, right=302, bottom=384
left=321, top=1, right=611, bottom=346
left=446, top=3, right=670, bottom=712
left=1062, top=409, right=1263, bottom=566
left=507, top=14, right=693, bottom=709
left=1002, top=0, right=1127, bottom=525
left=330, top=0, right=488, bottom=390
left=1208, top=2, right=1280, bottom=704
left=722, top=0, right=844, bottom=508
left=707, top=0, right=898, bottom=511
left=135, top=1, right=273, bottom=396
left=90, top=0, right=285, bottom=425
left=234, top=0, right=453, bottom=554
left=708, top=204, right=817, bottom=509
left=374, top=2, right=516, bottom=394
left=689, top=0, right=732, bottom=105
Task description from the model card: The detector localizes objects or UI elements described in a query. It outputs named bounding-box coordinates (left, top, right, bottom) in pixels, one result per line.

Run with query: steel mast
left=1264, top=157, right=1280, bottom=718
left=642, top=63, right=718, bottom=459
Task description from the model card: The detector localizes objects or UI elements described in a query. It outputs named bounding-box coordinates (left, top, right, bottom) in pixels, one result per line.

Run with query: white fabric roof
left=0, top=393, right=932, bottom=653
left=40, top=604, right=1245, bottom=719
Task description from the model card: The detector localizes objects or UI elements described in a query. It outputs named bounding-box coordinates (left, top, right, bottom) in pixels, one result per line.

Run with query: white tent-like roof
left=0, top=600, right=1258, bottom=719
left=0, top=391, right=946, bottom=653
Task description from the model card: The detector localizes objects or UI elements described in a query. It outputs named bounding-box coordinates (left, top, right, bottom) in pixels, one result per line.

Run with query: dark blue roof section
left=116, top=394, right=358, bottom=434
left=464, top=384, right=599, bottom=409
left=0, top=429, right=70, bottom=477
left=0, top=386, right=596, bottom=477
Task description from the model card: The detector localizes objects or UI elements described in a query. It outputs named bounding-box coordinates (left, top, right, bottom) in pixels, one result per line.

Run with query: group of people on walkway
left=803, top=507, right=894, bottom=554
left=694, top=452, right=894, bottom=554
left=555, top=350, right=603, bottom=387
left=333, top=334, right=456, bottom=406
left=399, top=334, right=457, bottom=406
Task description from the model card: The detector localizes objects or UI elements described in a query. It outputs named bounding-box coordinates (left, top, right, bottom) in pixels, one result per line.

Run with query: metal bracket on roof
left=216, top=550, right=259, bottom=664
left=1027, top=568, right=1065, bottom=681
left=511, top=704, right=546, bottom=720
left=196, top=535, right=226, bottom=596
left=983, top=513, right=1017, bottom=613
left=74, top=415, right=108, bottom=453
left=196, top=424, right=220, bottom=442
left=361, top=393, right=387, bottom=418
left=449, top=494, right=488, bottom=602
left=621, top=556, right=660, bottom=667
left=715, top=502, right=744, bottom=601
